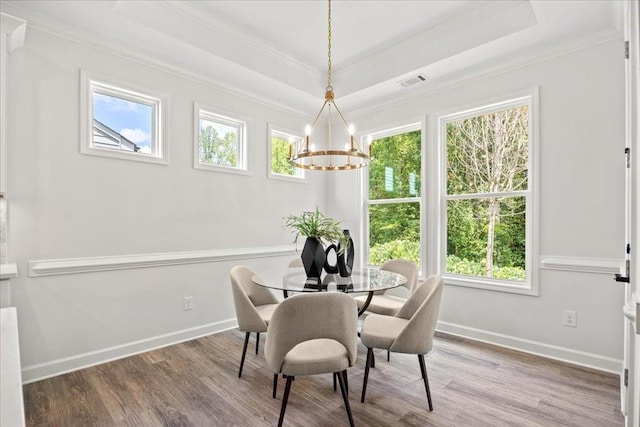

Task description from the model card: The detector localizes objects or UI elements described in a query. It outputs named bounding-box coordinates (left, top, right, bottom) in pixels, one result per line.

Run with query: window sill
left=267, top=172, right=307, bottom=183
left=194, top=163, right=251, bottom=176
left=443, top=273, right=537, bottom=296
left=81, top=147, right=168, bottom=165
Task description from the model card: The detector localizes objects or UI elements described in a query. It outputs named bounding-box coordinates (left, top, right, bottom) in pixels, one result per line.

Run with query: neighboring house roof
left=92, top=119, right=140, bottom=152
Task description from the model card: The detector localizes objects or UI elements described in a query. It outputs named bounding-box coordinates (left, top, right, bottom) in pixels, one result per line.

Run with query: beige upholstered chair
left=354, top=259, right=419, bottom=316
left=230, top=265, right=279, bottom=378
left=266, top=292, right=358, bottom=427
left=360, top=275, right=443, bottom=410
left=288, top=257, right=303, bottom=268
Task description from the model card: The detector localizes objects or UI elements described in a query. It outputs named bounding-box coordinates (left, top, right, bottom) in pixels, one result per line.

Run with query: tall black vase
left=337, top=230, right=355, bottom=277
left=301, top=237, right=326, bottom=278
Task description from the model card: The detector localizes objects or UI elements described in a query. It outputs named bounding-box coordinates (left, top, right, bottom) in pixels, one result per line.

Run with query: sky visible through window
left=93, top=92, right=153, bottom=153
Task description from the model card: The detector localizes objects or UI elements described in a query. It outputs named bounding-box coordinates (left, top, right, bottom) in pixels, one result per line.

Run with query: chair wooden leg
left=238, top=332, right=250, bottom=378
left=372, top=351, right=375, bottom=368
left=418, top=354, right=433, bottom=411
left=337, top=370, right=354, bottom=427
left=273, top=373, right=278, bottom=399
left=387, top=350, right=390, bottom=362
left=333, top=373, right=337, bottom=392
left=361, top=347, right=373, bottom=403
left=278, top=376, right=294, bottom=427
left=256, top=332, right=260, bottom=355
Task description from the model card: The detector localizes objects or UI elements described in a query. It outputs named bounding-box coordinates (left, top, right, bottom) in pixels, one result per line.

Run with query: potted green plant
left=284, top=208, right=350, bottom=278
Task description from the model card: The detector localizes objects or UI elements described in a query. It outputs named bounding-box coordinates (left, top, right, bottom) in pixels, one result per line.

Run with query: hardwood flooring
left=23, top=330, right=623, bottom=426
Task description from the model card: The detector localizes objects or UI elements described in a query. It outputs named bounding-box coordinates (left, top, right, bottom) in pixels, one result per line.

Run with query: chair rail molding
left=539, top=255, right=624, bottom=275
left=28, top=245, right=298, bottom=277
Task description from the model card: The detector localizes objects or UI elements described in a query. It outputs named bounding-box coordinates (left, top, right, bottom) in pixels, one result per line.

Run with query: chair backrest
left=390, top=275, right=444, bottom=355
left=230, top=265, right=279, bottom=333
left=288, top=257, right=304, bottom=268
left=265, top=292, right=358, bottom=374
left=379, top=259, right=419, bottom=294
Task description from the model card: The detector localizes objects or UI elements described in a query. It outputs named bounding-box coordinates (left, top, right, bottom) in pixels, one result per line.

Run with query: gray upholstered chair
left=360, top=275, right=443, bottom=410
left=230, top=265, right=279, bottom=378
left=354, top=259, right=419, bottom=316
left=266, top=292, right=358, bottom=427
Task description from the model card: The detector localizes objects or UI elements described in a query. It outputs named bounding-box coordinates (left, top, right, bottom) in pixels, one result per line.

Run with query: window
left=366, top=124, right=422, bottom=268
left=437, top=91, right=537, bottom=294
left=268, top=125, right=305, bottom=181
left=194, top=105, right=248, bottom=174
left=81, top=71, right=166, bottom=164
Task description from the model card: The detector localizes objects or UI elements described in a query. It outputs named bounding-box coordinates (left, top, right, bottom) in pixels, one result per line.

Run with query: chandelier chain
left=327, top=0, right=332, bottom=89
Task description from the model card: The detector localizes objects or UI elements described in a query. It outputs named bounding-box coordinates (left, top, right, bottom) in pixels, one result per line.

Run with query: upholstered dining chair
left=354, top=259, right=419, bottom=316
left=230, top=265, right=280, bottom=378
left=360, top=275, right=443, bottom=410
left=288, top=257, right=303, bottom=268
left=266, top=292, right=358, bottom=427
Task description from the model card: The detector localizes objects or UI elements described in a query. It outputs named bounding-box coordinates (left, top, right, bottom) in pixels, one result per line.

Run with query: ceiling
left=1, top=0, right=623, bottom=117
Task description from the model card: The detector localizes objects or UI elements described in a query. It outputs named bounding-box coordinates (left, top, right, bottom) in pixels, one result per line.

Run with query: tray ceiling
left=1, top=0, right=622, bottom=116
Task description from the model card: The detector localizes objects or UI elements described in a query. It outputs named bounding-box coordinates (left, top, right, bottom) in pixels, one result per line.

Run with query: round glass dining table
left=252, top=267, right=407, bottom=316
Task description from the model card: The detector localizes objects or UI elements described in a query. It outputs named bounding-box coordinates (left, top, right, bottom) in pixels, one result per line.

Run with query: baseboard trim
left=436, top=320, right=622, bottom=374
left=21, top=318, right=238, bottom=384
left=28, top=245, right=297, bottom=277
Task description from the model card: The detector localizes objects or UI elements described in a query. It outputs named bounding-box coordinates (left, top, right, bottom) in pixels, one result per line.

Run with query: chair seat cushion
left=256, top=303, right=279, bottom=325
left=281, top=338, right=350, bottom=376
left=360, top=314, right=409, bottom=351
left=354, top=294, right=406, bottom=316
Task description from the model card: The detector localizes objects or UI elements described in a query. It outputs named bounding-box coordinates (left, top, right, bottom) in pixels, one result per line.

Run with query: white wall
left=6, top=27, right=327, bottom=382
left=329, top=38, right=627, bottom=372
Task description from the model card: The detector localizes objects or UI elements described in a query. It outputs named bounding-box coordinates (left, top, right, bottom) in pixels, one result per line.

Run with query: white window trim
left=267, top=124, right=306, bottom=182
left=362, top=122, right=424, bottom=270
left=193, top=102, right=250, bottom=176
left=80, top=70, right=168, bottom=165
left=427, top=87, right=539, bottom=296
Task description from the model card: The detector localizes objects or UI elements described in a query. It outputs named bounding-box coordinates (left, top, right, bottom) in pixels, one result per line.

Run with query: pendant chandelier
left=289, top=0, right=371, bottom=171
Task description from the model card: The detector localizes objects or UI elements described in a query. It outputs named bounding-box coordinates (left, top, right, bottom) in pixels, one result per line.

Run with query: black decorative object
left=324, top=244, right=340, bottom=274
left=337, top=229, right=355, bottom=277
left=301, top=237, right=326, bottom=278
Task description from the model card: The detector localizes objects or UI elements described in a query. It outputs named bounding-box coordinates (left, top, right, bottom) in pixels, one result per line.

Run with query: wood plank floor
left=23, top=330, right=624, bottom=426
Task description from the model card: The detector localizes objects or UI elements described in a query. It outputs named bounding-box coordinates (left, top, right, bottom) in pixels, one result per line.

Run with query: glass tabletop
left=252, top=267, right=407, bottom=294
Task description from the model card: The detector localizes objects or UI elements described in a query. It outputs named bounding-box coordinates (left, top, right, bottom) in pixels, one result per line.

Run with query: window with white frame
left=437, top=92, right=537, bottom=294
left=366, top=124, right=422, bottom=268
left=81, top=72, right=166, bottom=164
left=195, top=105, right=247, bottom=174
left=268, top=125, right=305, bottom=180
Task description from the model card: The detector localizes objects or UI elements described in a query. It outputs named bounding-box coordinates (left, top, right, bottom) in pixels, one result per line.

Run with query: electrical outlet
left=562, top=310, right=577, bottom=327
left=184, top=296, right=194, bottom=311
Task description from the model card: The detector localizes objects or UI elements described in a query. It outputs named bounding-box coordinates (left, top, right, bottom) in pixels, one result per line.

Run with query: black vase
left=301, top=237, right=326, bottom=278
left=323, top=244, right=340, bottom=274
left=337, top=230, right=355, bottom=277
